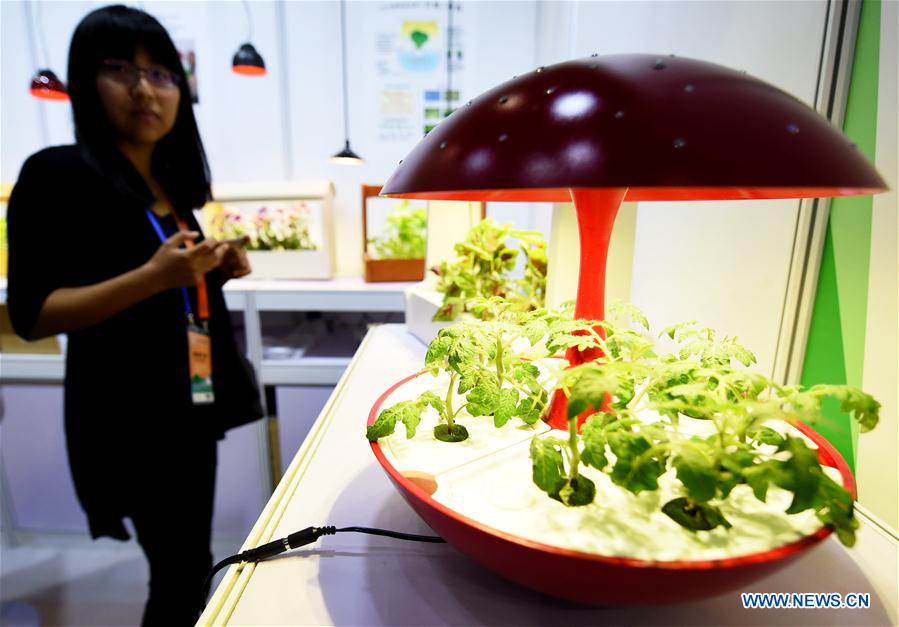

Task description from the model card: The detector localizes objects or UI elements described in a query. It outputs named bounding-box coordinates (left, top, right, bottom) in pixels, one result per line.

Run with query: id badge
left=187, top=322, right=215, bottom=404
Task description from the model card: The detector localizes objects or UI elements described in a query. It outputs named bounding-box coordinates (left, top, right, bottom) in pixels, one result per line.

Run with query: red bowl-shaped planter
left=368, top=371, right=855, bottom=606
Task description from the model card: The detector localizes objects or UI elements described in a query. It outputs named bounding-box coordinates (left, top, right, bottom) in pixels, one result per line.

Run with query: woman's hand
left=145, top=231, right=229, bottom=291
left=219, top=236, right=253, bottom=281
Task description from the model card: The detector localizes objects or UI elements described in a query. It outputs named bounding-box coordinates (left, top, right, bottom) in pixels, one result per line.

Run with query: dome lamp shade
left=330, top=140, right=364, bottom=165
left=30, top=69, right=68, bottom=101
left=232, top=43, right=266, bottom=75
left=381, top=53, right=887, bottom=429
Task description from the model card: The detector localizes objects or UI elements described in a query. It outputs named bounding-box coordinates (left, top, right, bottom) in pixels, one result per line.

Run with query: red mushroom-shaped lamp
left=382, top=54, right=885, bottom=430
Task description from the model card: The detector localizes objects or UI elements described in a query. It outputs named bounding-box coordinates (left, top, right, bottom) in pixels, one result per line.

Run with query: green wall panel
left=800, top=0, right=881, bottom=472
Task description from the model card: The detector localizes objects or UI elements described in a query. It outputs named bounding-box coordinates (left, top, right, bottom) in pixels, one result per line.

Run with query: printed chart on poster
left=371, top=2, right=472, bottom=145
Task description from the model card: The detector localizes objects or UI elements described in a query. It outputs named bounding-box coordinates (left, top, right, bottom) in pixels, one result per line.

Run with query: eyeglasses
left=99, top=59, right=181, bottom=89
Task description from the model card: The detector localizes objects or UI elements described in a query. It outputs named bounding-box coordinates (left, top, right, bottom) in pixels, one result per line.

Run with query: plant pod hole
left=434, top=424, right=469, bottom=443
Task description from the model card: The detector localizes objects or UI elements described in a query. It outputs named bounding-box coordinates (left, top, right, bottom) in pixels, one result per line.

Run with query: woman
left=6, top=6, right=262, bottom=624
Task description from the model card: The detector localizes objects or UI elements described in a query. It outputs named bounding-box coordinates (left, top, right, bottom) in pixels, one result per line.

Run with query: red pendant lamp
left=232, top=0, right=266, bottom=75
left=27, top=1, right=67, bottom=101
left=381, top=54, right=886, bottom=429
left=30, top=68, right=68, bottom=101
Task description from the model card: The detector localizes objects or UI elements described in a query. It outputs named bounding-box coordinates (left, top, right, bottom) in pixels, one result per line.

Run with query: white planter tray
left=377, top=367, right=837, bottom=562
left=247, top=250, right=333, bottom=280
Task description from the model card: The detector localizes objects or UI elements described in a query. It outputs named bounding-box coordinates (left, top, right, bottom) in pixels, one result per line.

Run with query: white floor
left=0, top=530, right=241, bottom=627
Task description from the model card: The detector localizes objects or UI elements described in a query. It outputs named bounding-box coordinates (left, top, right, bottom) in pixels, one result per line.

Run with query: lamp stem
left=339, top=0, right=350, bottom=143
left=545, top=187, right=627, bottom=431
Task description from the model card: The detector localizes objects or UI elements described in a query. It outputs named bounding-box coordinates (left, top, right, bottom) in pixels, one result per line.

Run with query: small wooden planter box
left=362, top=184, right=426, bottom=283
left=364, top=256, right=425, bottom=282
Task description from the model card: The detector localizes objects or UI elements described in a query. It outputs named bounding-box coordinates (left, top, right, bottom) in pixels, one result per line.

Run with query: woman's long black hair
left=67, top=5, right=210, bottom=212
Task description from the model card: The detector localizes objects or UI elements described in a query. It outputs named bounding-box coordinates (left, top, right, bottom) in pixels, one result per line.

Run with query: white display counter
left=199, top=324, right=898, bottom=626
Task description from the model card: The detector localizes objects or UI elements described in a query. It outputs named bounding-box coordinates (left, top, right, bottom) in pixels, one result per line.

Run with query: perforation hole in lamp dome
left=381, top=54, right=887, bottom=430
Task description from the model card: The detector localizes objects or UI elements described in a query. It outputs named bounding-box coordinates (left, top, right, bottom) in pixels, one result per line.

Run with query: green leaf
left=510, top=362, right=540, bottom=383
left=660, top=320, right=697, bottom=341
left=457, top=365, right=485, bottom=394
left=748, top=426, right=786, bottom=447
left=662, top=497, right=732, bottom=531
left=465, top=383, right=499, bottom=417
left=366, top=406, right=398, bottom=441
left=673, top=444, right=718, bottom=502
left=742, top=460, right=785, bottom=502
left=530, top=438, right=566, bottom=495
left=516, top=394, right=545, bottom=425
left=814, top=474, right=858, bottom=547
left=608, top=301, right=650, bottom=330
left=580, top=415, right=609, bottom=470
left=424, top=336, right=451, bottom=368
left=420, top=391, right=445, bottom=416
left=777, top=437, right=823, bottom=514
left=524, top=319, right=549, bottom=345
left=493, top=388, right=520, bottom=427
left=808, top=384, right=880, bottom=433
left=399, top=403, right=422, bottom=439
left=607, top=431, right=665, bottom=494
left=567, top=367, right=619, bottom=418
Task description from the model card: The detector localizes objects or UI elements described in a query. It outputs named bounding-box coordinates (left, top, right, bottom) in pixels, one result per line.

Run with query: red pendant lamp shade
left=30, top=69, right=68, bottom=101
left=381, top=53, right=886, bottom=431
left=382, top=54, right=885, bottom=201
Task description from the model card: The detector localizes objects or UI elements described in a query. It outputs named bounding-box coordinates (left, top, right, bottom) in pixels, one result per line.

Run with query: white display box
left=204, top=181, right=336, bottom=280
left=246, top=249, right=332, bottom=280
left=404, top=279, right=478, bottom=346
left=403, top=200, right=484, bottom=345
left=404, top=281, right=447, bottom=346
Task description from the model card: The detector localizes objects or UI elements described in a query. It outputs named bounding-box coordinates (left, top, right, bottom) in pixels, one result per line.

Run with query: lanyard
left=145, top=208, right=210, bottom=322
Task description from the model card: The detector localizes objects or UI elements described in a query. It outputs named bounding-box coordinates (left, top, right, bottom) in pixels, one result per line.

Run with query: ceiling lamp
left=27, top=2, right=67, bottom=100
left=30, top=68, right=68, bottom=101
left=232, top=1, right=266, bottom=75
left=330, top=0, right=363, bottom=164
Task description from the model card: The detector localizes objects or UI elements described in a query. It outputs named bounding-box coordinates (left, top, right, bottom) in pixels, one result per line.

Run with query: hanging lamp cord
left=34, top=0, right=51, bottom=69
left=445, top=0, right=454, bottom=118
left=339, top=0, right=351, bottom=145
left=242, top=0, right=254, bottom=42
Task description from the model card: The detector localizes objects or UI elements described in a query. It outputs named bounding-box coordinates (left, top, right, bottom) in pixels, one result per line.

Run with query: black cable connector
left=202, top=525, right=444, bottom=605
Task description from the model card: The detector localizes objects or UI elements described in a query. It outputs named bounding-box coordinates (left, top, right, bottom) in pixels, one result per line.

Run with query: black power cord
left=202, top=526, right=445, bottom=604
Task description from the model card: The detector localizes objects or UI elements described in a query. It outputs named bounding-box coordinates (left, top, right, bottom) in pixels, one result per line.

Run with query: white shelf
left=2, top=277, right=413, bottom=313
left=261, top=356, right=351, bottom=386
left=1, top=277, right=411, bottom=384
left=0, top=353, right=352, bottom=387
left=0, top=353, right=65, bottom=382
left=224, top=277, right=414, bottom=312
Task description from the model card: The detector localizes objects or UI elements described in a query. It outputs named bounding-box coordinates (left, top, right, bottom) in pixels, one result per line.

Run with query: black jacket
left=6, top=145, right=263, bottom=539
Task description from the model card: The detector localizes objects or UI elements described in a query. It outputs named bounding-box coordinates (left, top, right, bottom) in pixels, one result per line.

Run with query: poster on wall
left=176, top=40, right=199, bottom=104
left=371, top=2, right=471, bottom=145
